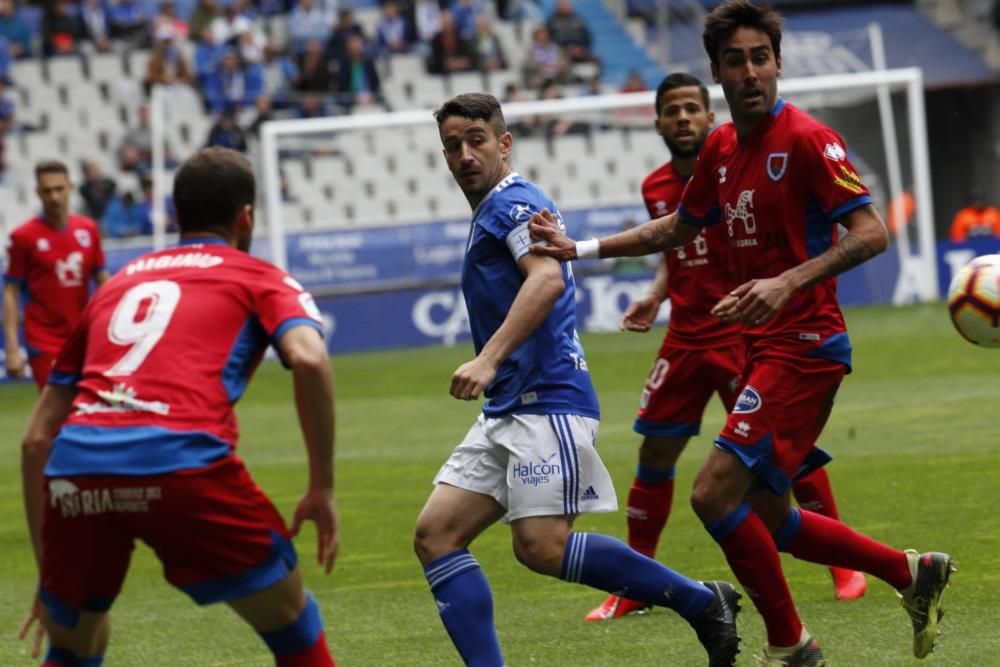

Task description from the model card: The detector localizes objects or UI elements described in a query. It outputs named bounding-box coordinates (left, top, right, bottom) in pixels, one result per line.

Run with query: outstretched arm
left=450, top=253, right=565, bottom=401
left=4, top=282, right=25, bottom=379
left=278, top=325, right=339, bottom=574
left=712, top=204, right=888, bottom=325
left=528, top=209, right=702, bottom=261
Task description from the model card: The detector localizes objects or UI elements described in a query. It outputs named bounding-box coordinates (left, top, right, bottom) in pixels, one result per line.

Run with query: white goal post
left=255, top=67, right=936, bottom=303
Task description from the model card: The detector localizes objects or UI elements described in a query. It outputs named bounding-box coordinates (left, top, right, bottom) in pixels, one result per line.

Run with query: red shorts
left=28, top=351, right=56, bottom=390
left=715, top=351, right=845, bottom=496
left=633, top=339, right=743, bottom=438
left=40, top=456, right=296, bottom=628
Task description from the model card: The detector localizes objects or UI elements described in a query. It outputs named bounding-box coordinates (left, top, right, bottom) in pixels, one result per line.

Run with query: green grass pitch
left=1, top=303, right=997, bottom=665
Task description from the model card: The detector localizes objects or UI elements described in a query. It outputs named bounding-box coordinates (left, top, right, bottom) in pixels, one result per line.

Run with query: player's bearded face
left=36, top=172, right=72, bottom=220
left=655, top=86, right=712, bottom=158
left=713, top=27, right=781, bottom=126
left=440, top=117, right=512, bottom=200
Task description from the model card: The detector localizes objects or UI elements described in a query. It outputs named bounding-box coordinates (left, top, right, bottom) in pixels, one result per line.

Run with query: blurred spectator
left=535, top=78, right=583, bottom=139
left=0, top=0, right=32, bottom=58
left=449, top=0, right=484, bottom=40
left=247, top=93, right=273, bottom=137
left=237, top=28, right=263, bottom=63
left=80, top=0, right=112, bottom=52
left=260, top=44, right=298, bottom=108
left=188, top=0, right=219, bottom=42
left=414, top=0, right=442, bottom=44
left=145, top=28, right=193, bottom=92
left=375, top=1, right=411, bottom=57
left=0, top=77, right=12, bottom=184
left=78, top=160, right=117, bottom=220
left=288, top=0, right=331, bottom=54
left=949, top=190, right=1000, bottom=242
left=426, top=9, right=475, bottom=75
left=546, top=0, right=593, bottom=64
left=118, top=105, right=177, bottom=172
left=336, top=33, right=385, bottom=111
left=154, top=1, right=189, bottom=41
left=101, top=191, right=143, bottom=238
left=202, top=46, right=263, bottom=112
left=134, top=174, right=177, bottom=235
left=616, top=69, right=654, bottom=124
left=886, top=188, right=915, bottom=236
left=294, top=38, right=333, bottom=93
left=107, top=0, right=149, bottom=45
left=210, top=0, right=255, bottom=46
left=298, top=92, right=327, bottom=118
left=194, top=25, right=223, bottom=88
left=43, top=0, right=85, bottom=57
left=205, top=105, right=249, bottom=151
left=501, top=81, right=537, bottom=136
left=0, top=36, right=11, bottom=81
left=327, top=7, right=364, bottom=61
left=471, top=14, right=505, bottom=72
left=522, top=25, right=566, bottom=89
left=501, top=0, right=544, bottom=22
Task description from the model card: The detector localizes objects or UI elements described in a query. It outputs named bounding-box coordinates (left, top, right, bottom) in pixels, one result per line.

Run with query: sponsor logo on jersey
left=766, top=152, right=788, bottom=182
left=508, top=203, right=534, bottom=223
left=37, top=238, right=51, bottom=252
left=124, top=252, right=224, bottom=275
left=735, top=420, right=752, bottom=437
left=76, top=382, right=170, bottom=416
left=824, top=142, right=847, bottom=162
left=654, top=200, right=669, bottom=214
left=55, top=251, right=84, bottom=286
left=512, top=453, right=562, bottom=487
left=833, top=165, right=865, bottom=194
left=718, top=166, right=727, bottom=184
left=581, top=485, right=600, bottom=501
left=298, top=292, right=323, bottom=321
left=733, top=385, right=762, bottom=414
left=74, top=229, right=92, bottom=248
left=724, top=189, right=756, bottom=241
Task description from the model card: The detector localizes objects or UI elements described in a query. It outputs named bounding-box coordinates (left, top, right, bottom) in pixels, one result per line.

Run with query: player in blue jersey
left=412, top=93, right=742, bottom=667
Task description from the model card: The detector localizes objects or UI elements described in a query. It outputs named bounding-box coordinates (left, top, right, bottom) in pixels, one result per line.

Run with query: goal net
left=254, top=68, right=936, bottom=352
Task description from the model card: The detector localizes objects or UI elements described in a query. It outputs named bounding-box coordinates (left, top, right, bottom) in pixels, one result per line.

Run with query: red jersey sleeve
left=677, top=128, right=725, bottom=227
left=796, top=126, right=872, bottom=222
left=3, top=229, right=28, bottom=284
left=251, top=265, right=324, bottom=344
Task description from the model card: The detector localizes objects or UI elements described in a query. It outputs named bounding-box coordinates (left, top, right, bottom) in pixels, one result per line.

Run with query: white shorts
left=434, top=413, right=618, bottom=522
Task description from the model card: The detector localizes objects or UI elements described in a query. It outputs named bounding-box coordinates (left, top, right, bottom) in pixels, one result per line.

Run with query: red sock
left=718, top=511, right=802, bottom=647
left=275, top=631, right=336, bottom=667
left=791, top=467, right=840, bottom=519
left=626, top=478, right=674, bottom=558
left=785, top=511, right=912, bottom=590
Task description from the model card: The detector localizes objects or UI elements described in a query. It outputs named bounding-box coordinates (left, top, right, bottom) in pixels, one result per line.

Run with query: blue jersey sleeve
left=480, top=181, right=555, bottom=261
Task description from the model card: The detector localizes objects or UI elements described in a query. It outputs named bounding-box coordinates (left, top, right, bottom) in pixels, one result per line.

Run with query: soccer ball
left=947, top=254, right=1000, bottom=347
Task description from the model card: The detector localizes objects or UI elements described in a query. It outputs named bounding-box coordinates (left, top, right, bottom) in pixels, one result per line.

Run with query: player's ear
left=237, top=203, right=254, bottom=232
left=776, top=54, right=782, bottom=77
left=707, top=111, right=716, bottom=125
left=500, top=131, right=512, bottom=158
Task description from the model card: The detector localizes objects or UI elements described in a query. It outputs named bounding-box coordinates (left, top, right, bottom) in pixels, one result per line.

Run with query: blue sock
left=258, top=591, right=324, bottom=656
left=560, top=532, right=714, bottom=620
left=43, top=647, right=104, bottom=666
left=424, top=549, right=504, bottom=667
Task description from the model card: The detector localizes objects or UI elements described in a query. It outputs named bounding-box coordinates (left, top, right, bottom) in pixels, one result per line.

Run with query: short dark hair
left=35, top=160, right=69, bottom=179
left=703, top=0, right=784, bottom=68
left=173, top=147, right=255, bottom=234
left=654, top=72, right=710, bottom=116
left=434, top=93, right=508, bottom=138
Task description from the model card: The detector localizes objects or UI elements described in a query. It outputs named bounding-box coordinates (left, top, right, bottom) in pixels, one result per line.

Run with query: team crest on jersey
left=74, top=229, right=92, bottom=248
left=55, top=251, right=84, bottom=286
left=733, top=386, right=762, bottom=414
left=766, top=153, right=788, bottom=182
left=508, top=203, right=534, bottom=223
left=37, top=238, right=51, bottom=252
left=718, top=166, right=727, bottom=184
left=823, top=142, right=846, bottom=162
left=654, top=200, right=669, bottom=214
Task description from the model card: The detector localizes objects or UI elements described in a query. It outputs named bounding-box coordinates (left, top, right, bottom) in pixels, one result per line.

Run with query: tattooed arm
left=712, top=204, right=888, bottom=326
left=528, top=209, right=702, bottom=261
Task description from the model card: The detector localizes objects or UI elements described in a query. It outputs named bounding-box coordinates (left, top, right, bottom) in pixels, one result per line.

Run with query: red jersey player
left=529, top=2, right=952, bottom=664
left=586, top=73, right=864, bottom=624
left=19, top=148, right=340, bottom=667
left=3, top=161, right=109, bottom=389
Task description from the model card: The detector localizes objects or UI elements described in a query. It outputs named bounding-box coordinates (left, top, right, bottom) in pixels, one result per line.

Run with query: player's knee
left=413, top=520, right=454, bottom=565
left=690, top=477, right=728, bottom=522
left=258, top=591, right=325, bottom=658
left=512, top=533, right=563, bottom=576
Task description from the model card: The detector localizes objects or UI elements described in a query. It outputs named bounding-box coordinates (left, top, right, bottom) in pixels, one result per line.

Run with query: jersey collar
left=177, top=236, right=230, bottom=247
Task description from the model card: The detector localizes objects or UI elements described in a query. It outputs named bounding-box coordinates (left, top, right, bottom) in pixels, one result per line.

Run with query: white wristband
left=576, top=238, right=600, bottom=260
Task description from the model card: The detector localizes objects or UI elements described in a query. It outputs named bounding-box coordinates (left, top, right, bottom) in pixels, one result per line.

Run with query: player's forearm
left=648, top=258, right=669, bottom=301
left=3, top=286, right=20, bottom=350
left=21, top=386, right=76, bottom=564
left=780, top=207, right=888, bottom=292
left=479, top=270, right=563, bottom=368
left=596, top=212, right=698, bottom=258
left=292, top=361, right=335, bottom=493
